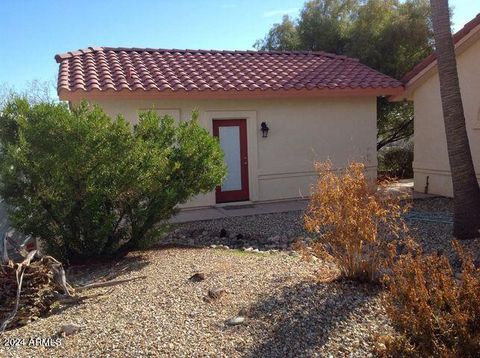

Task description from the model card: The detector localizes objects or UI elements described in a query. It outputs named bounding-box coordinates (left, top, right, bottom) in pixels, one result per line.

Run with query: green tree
left=255, top=0, right=434, bottom=150
left=0, top=98, right=226, bottom=262
left=347, top=0, right=432, bottom=79
left=377, top=98, right=413, bottom=151
left=297, top=0, right=360, bottom=53
left=254, top=15, right=300, bottom=51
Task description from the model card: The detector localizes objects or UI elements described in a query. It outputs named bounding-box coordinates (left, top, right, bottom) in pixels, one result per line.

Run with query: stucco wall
left=73, top=97, right=377, bottom=207
left=412, top=39, right=480, bottom=197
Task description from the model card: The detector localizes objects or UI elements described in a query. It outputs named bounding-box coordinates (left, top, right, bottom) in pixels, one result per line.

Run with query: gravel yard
left=1, top=196, right=478, bottom=357
left=0, top=248, right=390, bottom=357
left=163, top=197, right=480, bottom=265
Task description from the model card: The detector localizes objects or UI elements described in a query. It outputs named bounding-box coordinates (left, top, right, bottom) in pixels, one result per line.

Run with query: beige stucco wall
left=412, top=38, right=480, bottom=197
left=72, top=96, right=377, bottom=207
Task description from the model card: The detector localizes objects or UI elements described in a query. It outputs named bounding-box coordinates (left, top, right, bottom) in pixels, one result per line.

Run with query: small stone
left=226, top=316, right=245, bottom=326
left=238, top=307, right=250, bottom=317
left=60, top=323, right=83, bottom=336
left=206, top=288, right=227, bottom=302
left=289, top=251, right=300, bottom=257
left=189, top=272, right=205, bottom=282
left=244, top=247, right=254, bottom=252
left=210, top=244, right=217, bottom=249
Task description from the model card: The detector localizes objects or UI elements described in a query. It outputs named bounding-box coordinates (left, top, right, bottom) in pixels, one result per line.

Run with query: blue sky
left=0, top=0, right=477, bottom=91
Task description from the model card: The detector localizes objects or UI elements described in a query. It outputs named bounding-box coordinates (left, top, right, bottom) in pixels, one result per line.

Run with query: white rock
left=226, top=316, right=245, bottom=325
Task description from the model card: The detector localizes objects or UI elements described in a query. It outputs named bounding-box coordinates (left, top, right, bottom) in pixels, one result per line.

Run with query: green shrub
left=0, top=98, right=225, bottom=262
left=378, top=144, right=413, bottom=179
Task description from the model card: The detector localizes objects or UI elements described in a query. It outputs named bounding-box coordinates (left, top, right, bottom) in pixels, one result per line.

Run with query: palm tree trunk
left=430, top=0, right=480, bottom=239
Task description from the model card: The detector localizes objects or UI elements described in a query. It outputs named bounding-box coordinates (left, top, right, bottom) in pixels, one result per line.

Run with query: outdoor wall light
left=260, top=122, right=269, bottom=137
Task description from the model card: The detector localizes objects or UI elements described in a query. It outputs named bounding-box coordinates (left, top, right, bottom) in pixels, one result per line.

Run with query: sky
left=0, top=0, right=478, bottom=92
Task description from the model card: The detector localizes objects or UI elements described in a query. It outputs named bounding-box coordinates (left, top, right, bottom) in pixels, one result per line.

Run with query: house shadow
left=244, top=279, right=380, bottom=358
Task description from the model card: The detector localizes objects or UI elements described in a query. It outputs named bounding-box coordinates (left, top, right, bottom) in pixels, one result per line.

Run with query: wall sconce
left=260, top=122, right=269, bottom=137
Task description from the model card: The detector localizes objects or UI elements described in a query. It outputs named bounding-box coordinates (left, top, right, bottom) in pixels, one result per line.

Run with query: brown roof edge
left=401, top=13, right=480, bottom=84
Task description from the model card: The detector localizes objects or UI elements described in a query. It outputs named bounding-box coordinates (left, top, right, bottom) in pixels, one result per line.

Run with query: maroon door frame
left=213, top=119, right=250, bottom=203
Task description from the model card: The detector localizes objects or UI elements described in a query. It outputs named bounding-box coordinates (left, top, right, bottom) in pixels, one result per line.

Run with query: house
left=394, top=14, right=480, bottom=197
left=55, top=47, right=402, bottom=207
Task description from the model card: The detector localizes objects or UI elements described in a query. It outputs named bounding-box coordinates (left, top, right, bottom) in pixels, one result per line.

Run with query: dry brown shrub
left=304, top=161, right=409, bottom=283
left=380, top=240, right=480, bottom=357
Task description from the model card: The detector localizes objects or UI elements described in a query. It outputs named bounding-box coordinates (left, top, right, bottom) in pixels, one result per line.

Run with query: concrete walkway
left=170, top=199, right=309, bottom=224
left=170, top=179, right=440, bottom=224
left=383, top=179, right=438, bottom=200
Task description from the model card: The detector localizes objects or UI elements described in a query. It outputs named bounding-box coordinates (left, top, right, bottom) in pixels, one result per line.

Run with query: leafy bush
left=378, top=144, right=413, bottom=179
left=303, top=161, right=408, bottom=283
left=380, top=241, right=480, bottom=357
left=0, top=98, right=225, bottom=262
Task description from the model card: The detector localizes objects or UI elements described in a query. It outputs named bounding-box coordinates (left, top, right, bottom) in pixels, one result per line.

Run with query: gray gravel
left=164, top=197, right=480, bottom=265
left=0, top=248, right=391, bottom=357
left=406, top=197, right=480, bottom=268
left=2, top=196, right=477, bottom=357
left=162, top=210, right=308, bottom=251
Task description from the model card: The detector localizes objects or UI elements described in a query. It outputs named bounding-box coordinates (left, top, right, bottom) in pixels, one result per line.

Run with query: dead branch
left=0, top=251, right=36, bottom=332
left=74, top=275, right=147, bottom=292
left=0, top=249, right=145, bottom=331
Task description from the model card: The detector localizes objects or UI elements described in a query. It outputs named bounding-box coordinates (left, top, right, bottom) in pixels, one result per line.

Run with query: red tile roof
left=55, top=47, right=402, bottom=99
left=402, top=13, right=480, bottom=84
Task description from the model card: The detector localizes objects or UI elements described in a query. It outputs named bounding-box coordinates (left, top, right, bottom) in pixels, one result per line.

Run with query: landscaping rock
left=5, top=198, right=473, bottom=357
left=189, top=272, right=206, bottom=282
left=206, top=288, right=226, bottom=302
left=59, top=323, right=83, bottom=337
left=226, top=316, right=245, bottom=326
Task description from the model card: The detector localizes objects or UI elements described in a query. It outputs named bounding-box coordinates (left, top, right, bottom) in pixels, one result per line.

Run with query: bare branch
left=74, top=275, right=147, bottom=292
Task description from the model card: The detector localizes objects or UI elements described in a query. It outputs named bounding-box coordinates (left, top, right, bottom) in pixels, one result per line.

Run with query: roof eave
left=58, top=87, right=404, bottom=102
left=393, top=15, right=480, bottom=101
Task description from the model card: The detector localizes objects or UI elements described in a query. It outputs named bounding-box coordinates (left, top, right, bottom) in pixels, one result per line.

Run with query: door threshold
left=216, top=201, right=253, bottom=209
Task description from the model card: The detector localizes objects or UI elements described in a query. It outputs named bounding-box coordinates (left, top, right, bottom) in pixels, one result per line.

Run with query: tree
left=297, top=0, right=360, bottom=54
left=347, top=0, right=433, bottom=79
left=377, top=98, right=413, bottom=151
left=0, top=98, right=226, bottom=261
left=0, top=80, right=56, bottom=108
left=254, top=16, right=300, bottom=51
left=255, top=0, right=434, bottom=150
left=430, top=0, right=480, bottom=239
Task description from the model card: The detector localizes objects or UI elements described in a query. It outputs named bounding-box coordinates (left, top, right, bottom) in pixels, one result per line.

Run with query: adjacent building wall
left=72, top=96, right=377, bottom=207
left=412, top=39, right=480, bottom=197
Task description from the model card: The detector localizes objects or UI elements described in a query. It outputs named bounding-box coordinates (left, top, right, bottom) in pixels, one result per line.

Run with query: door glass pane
left=219, top=126, right=241, bottom=191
